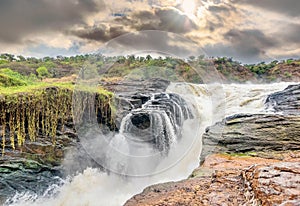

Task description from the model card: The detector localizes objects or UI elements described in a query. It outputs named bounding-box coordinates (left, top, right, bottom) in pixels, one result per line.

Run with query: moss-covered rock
left=0, top=84, right=115, bottom=154
left=0, top=83, right=115, bottom=202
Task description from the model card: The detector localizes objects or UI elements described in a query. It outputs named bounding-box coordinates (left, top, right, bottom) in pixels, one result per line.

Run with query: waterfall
left=99, top=92, right=194, bottom=176
left=118, top=92, right=192, bottom=153
left=6, top=82, right=293, bottom=206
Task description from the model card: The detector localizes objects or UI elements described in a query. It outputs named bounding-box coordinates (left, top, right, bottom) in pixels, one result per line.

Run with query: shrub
left=287, top=59, right=294, bottom=65
left=0, top=68, right=28, bottom=86
left=284, top=71, right=292, bottom=78
left=36, top=66, right=50, bottom=79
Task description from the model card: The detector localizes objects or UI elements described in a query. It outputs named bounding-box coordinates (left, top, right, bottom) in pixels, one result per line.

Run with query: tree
left=36, top=66, right=50, bottom=79
left=188, top=56, right=195, bottom=62
left=146, top=55, right=152, bottom=61
left=17, top=55, right=26, bottom=62
left=0, top=53, right=16, bottom=62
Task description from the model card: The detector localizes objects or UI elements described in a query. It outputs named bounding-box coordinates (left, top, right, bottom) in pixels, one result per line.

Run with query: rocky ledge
left=125, top=84, right=300, bottom=206
left=125, top=153, right=300, bottom=206
left=200, top=114, right=300, bottom=164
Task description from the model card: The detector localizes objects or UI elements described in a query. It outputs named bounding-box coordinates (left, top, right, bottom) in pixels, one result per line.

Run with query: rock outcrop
left=201, top=114, right=300, bottom=164
left=103, top=78, right=170, bottom=129
left=266, top=84, right=300, bottom=114
left=0, top=159, right=62, bottom=204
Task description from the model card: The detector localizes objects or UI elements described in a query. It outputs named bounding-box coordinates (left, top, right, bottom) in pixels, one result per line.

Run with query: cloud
left=277, top=23, right=300, bottom=44
left=225, top=29, right=276, bottom=49
left=204, top=29, right=277, bottom=63
left=153, top=7, right=198, bottom=33
left=128, top=7, right=198, bottom=33
left=100, top=30, right=204, bottom=58
left=26, top=43, right=80, bottom=58
left=71, top=24, right=129, bottom=42
left=0, top=0, right=104, bottom=43
left=236, top=0, right=300, bottom=17
left=71, top=6, right=198, bottom=43
left=0, top=0, right=299, bottom=63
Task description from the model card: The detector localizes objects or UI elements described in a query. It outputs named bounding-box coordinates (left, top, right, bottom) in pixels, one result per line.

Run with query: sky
left=0, top=0, right=299, bottom=63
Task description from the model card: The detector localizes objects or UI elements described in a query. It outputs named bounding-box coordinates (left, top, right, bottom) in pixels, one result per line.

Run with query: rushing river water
left=6, top=82, right=293, bottom=206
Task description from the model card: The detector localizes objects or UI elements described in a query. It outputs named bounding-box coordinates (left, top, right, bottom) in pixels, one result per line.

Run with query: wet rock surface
left=0, top=159, right=62, bottom=203
left=266, top=84, right=300, bottom=114
left=108, top=78, right=170, bottom=129
left=0, top=123, right=76, bottom=201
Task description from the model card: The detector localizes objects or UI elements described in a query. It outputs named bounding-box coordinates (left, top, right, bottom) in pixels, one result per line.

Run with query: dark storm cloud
left=72, top=24, right=128, bottom=42
left=204, top=3, right=238, bottom=32
left=237, top=0, right=300, bottom=17
left=0, top=0, right=104, bottom=43
left=72, top=7, right=197, bottom=42
left=207, top=5, right=233, bottom=14
left=123, top=7, right=198, bottom=33
left=225, top=29, right=276, bottom=49
left=204, top=29, right=277, bottom=63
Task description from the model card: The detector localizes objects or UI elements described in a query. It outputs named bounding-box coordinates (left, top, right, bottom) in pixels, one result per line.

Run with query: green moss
left=0, top=81, right=115, bottom=154
left=189, top=168, right=214, bottom=178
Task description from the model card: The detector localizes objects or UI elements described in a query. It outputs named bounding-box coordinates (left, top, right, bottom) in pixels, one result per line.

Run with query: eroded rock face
left=266, top=84, right=300, bottom=114
left=0, top=159, right=62, bottom=203
left=108, top=78, right=170, bottom=129
left=244, top=162, right=300, bottom=206
left=201, top=114, right=300, bottom=164
left=0, top=124, right=76, bottom=201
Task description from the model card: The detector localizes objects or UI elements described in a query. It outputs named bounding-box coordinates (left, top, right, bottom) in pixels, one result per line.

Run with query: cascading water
left=6, top=82, right=293, bottom=206
left=98, top=92, right=194, bottom=177
left=119, top=93, right=192, bottom=153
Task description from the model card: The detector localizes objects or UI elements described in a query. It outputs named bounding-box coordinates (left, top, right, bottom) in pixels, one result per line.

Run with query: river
left=6, top=82, right=292, bottom=206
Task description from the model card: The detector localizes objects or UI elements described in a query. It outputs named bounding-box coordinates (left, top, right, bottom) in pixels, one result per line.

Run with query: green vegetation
left=36, top=66, right=50, bottom=79
left=0, top=67, right=114, bottom=154
left=0, top=53, right=299, bottom=83
left=245, top=61, right=276, bottom=75
left=0, top=68, right=28, bottom=87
